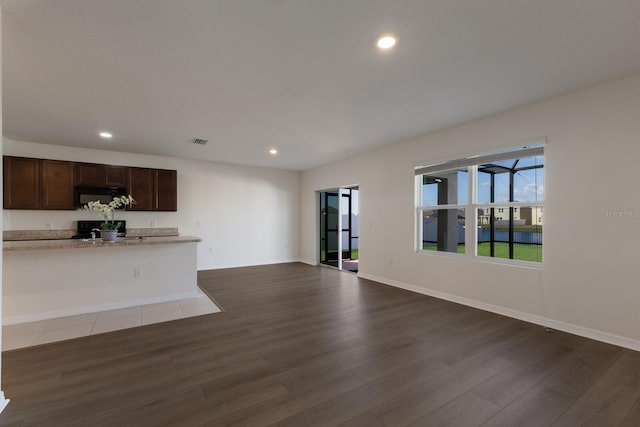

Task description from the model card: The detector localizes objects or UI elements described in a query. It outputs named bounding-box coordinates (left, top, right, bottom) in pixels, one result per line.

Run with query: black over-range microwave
left=74, top=186, right=127, bottom=208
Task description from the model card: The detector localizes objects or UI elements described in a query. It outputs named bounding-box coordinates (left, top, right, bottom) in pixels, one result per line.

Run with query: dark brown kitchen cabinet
left=3, top=157, right=74, bottom=210
left=76, top=163, right=128, bottom=188
left=41, top=160, right=75, bottom=209
left=75, top=163, right=102, bottom=186
left=3, top=155, right=177, bottom=211
left=154, top=169, right=177, bottom=211
left=128, top=167, right=177, bottom=211
left=127, top=167, right=154, bottom=211
left=105, top=165, right=128, bottom=187
left=3, top=156, right=41, bottom=209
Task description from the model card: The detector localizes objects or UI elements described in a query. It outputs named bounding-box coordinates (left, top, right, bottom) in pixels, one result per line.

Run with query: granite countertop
left=4, top=235, right=201, bottom=252
left=3, top=227, right=179, bottom=241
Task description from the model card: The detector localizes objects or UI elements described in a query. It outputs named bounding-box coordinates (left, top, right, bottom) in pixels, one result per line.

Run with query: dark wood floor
left=1, top=263, right=640, bottom=426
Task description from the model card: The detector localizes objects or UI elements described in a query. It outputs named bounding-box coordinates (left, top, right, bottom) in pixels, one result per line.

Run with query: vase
left=100, top=230, right=119, bottom=242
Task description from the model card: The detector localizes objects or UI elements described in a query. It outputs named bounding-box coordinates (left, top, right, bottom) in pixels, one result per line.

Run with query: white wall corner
left=1, top=4, right=6, bottom=411
left=0, top=392, right=8, bottom=414
left=357, top=272, right=640, bottom=353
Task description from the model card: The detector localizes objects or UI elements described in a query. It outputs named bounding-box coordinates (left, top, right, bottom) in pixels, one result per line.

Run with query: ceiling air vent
left=192, top=138, right=208, bottom=145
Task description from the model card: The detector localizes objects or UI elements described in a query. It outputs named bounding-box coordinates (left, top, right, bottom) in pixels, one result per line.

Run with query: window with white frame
left=415, top=145, right=544, bottom=263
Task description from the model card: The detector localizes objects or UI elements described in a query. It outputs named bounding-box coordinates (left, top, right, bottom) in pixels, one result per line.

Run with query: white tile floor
left=2, top=288, right=221, bottom=351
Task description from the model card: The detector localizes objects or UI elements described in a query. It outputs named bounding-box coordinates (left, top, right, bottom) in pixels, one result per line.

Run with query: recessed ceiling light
left=99, top=131, right=113, bottom=139
left=269, top=149, right=278, bottom=155
left=377, top=35, right=396, bottom=49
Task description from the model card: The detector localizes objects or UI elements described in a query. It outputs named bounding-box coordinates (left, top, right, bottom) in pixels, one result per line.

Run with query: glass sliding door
left=320, top=190, right=340, bottom=267
left=319, top=186, right=359, bottom=272
left=341, top=189, right=351, bottom=261
left=341, top=187, right=359, bottom=273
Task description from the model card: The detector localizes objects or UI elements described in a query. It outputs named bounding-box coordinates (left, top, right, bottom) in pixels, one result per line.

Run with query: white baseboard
left=3, top=291, right=200, bottom=326
left=298, top=258, right=318, bottom=266
left=541, top=318, right=640, bottom=353
left=197, top=259, right=300, bottom=271
left=0, top=392, right=9, bottom=413
left=357, top=272, right=640, bottom=352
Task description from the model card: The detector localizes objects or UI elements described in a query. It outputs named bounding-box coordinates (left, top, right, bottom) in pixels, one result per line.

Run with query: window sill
left=416, top=249, right=543, bottom=270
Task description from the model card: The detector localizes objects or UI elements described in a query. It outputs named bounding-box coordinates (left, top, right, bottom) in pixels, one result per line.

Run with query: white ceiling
left=2, top=1, right=640, bottom=171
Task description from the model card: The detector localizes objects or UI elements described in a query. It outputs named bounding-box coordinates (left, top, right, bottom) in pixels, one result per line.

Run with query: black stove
left=72, top=220, right=126, bottom=239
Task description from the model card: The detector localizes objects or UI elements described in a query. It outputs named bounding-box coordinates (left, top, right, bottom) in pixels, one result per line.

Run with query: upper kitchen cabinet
left=128, top=167, right=177, bottom=212
left=76, top=163, right=128, bottom=188
left=4, top=157, right=74, bottom=210
left=3, top=155, right=177, bottom=211
left=154, top=169, right=177, bottom=211
left=41, top=160, right=75, bottom=209
left=75, top=163, right=102, bottom=186
left=105, top=165, right=128, bottom=187
left=128, top=167, right=154, bottom=211
left=3, top=156, right=41, bottom=209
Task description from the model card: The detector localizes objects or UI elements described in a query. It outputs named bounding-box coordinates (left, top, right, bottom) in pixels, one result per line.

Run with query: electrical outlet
left=195, top=220, right=201, bottom=228
left=133, top=268, right=143, bottom=279
left=45, top=222, right=52, bottom=229
left=208, top=247, right=213, bottom=255
left=150, top=220, right=156, bottom=227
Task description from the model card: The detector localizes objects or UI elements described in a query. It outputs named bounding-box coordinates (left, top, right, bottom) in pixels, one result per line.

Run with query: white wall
left=300, top=72, right=640, bottom=349
left=4, top=243, right=199, bottom=324
left=3, top=139, right=300, bottom=270
left=0, top=5, right=8, bottom=413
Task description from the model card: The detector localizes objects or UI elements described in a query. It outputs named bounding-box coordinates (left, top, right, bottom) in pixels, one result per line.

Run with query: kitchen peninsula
left=3, top=231, right=201, bottom=325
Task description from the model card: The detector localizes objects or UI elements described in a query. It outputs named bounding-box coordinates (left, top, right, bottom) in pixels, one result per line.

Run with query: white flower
left=82, top=195, right=136, bottom=229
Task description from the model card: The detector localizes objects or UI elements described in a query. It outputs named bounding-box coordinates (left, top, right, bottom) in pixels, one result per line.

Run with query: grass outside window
left=423, top=242, right=541, bottom=262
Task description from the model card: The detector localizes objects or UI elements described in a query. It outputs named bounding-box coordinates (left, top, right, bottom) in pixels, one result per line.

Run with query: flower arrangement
left=82, top=195, right=136, bottom=230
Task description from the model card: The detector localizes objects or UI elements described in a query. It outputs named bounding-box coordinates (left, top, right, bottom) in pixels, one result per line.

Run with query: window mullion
left=467, top=165, right=477, bottom=257
left=475, top=202, right=543, bottom=210
left=418, top=203, right=466, bottom=210
left=415, top=176, right=423, bottom=251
